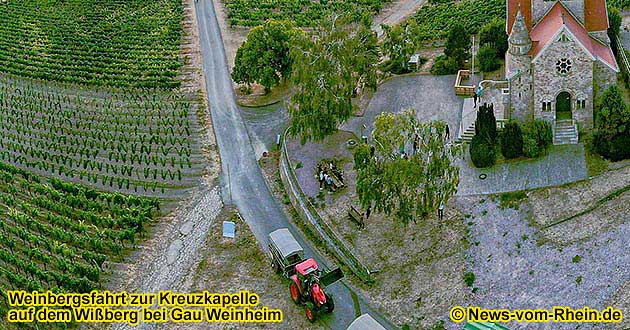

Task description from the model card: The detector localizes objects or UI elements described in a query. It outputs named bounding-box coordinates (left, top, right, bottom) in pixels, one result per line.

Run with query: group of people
left=317, top=162, right=343, bottom=193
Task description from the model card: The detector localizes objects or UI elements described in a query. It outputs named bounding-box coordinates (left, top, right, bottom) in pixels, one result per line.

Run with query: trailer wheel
left=304, top=302, right=316, bottom=323
left=289, top=282, right=300, bottom=304
left=325, top=295, right=334, bottom=313
left=272, top=260, right=280, bottom=274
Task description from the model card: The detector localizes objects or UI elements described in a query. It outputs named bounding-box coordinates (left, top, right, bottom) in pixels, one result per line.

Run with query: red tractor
left=288, top=258, right=341, bottom=322
left=268, top=229, right=343, bottom=322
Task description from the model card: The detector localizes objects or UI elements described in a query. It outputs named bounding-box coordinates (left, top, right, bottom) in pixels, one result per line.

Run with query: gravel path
left=112, top=186, right=223, bottom=330
left=450, top=196, right=629, bottom=330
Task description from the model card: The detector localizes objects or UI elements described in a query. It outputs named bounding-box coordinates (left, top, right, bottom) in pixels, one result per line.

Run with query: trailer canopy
left=268, top=228, right=303, bottom=259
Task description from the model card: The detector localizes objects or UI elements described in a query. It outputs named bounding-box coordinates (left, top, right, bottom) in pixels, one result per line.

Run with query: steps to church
left=553, top=119, right=579, bottom=145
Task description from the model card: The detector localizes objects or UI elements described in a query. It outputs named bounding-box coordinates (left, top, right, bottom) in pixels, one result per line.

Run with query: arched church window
left=556, top=58, right=572, bottom=74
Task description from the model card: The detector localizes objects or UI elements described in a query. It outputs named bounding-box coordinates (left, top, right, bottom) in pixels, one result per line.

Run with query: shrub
left=470, top=134, right=496, bottom=168
left=522, top=120, right=552, bottom=158
left=463, top=272, right=476, bottom=287
left=475, top=103, right=497, bottom=144
left=594, top=85, right=630, bottom=160
left=501, top=121, right=524, bottom=159
left=431, top=54, right=460, bottom=75
left=478, top=44, right=501, bottom=72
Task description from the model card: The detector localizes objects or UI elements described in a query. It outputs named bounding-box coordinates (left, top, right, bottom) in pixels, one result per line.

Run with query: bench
left=348, top=205, right=365, bottom=229
left=328, top=171, right=344, bottom=189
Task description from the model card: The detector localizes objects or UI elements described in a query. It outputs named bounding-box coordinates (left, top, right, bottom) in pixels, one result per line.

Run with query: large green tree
left=232, top=20, right=297, bottom=93
left=289, top=15, right=379, bottom=141
left=381, top=21, right=418, bottom=74
left=444, top=23, right=471, bottom=66
left=354, top=110, right=461, bottom=225
left=479, top=18, right=508, bottom=56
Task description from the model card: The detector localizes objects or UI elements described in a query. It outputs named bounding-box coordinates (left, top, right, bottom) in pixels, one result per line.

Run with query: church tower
left=506, top=9, right=534, bottom=121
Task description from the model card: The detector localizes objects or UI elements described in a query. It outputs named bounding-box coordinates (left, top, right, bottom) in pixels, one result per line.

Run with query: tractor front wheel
left=325, top=295, right=334, bottom=313
left=304, top=302, right=316, bottom=323
left=289, top=282, right=300, bottom=304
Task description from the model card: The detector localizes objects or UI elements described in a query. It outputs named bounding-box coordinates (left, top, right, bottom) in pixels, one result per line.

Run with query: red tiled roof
left=507, top=0, right=532, bottom=34
left=529, top=2, right=618, bottom=71
left=585, top=0, right=609, bottom=31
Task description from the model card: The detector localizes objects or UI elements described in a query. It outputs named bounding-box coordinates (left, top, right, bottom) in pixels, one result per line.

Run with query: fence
left=279, top=128, right=374, bottom=283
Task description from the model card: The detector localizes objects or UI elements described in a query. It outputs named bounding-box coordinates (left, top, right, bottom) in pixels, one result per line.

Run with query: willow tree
left=354, top=110, right=461, bottom=225
left=288, top=14, right=379, bottom=142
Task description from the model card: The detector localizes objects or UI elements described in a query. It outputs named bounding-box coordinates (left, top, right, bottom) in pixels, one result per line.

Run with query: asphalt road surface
left=194, top=0, right=395, bottom=329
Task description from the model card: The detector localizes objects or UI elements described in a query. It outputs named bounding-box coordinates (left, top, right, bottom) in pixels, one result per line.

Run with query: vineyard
left=413, top=0, right=504, bottom=40
left=0, top=75, right=204, bottom=200
left=0, top=0, right=183, bottom=89
left=0, top=161, right=159, bottom=325
left=224, top=0, right=391, bottom=27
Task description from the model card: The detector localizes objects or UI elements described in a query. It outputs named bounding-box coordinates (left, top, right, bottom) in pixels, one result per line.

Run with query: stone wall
left=506, top=53, right=534, bottom=121
left=593, top=60, right=618, bottom=103
left=532, top=32, right=594, bottom=128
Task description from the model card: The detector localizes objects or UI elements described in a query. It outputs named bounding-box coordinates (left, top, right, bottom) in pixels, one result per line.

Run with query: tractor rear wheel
left=289, top=282, right=300, bottom=304
left=325, top=295, right=334, bottom=313
left=304, top=302, right=316, bottom=323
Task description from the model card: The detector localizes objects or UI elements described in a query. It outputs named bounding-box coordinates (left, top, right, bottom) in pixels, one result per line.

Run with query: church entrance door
left=556, top=91, right=572, bottom=121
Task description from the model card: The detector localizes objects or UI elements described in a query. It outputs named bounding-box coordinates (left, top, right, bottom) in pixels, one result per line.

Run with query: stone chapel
left=506, top=0, right=619, bottom=144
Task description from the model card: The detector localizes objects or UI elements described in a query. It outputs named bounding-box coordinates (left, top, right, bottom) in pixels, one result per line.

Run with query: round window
left=556, top=58, right=572, bottom=74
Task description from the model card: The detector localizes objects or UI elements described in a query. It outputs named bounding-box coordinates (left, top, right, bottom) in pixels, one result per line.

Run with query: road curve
left=194, top=0, right=395, bottom=329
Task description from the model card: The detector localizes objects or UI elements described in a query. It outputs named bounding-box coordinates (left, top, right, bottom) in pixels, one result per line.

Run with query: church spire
left=508, top=9, right=532, bottom=55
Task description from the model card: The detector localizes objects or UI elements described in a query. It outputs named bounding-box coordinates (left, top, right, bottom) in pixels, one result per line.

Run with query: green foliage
left=430, top=55, right=460, bottom=75
left=479, top=18, right=509, bottom=56
left=0, top=76, right=198, bottom=197
left=0, top=162, right=158, bottom=306
left=608, top=6, right=622, bottom=41
left=522, top=120, right=552, bottom=158
left=498, top=191, right=527, bottom=209
left=354, top=110, right=462, bottom=225
left=478, top=44, right=501, bottom=72
left=475, top=103, right=498, bottom=144
left=608, top=0, right=630, bottom=9
left=381, top=22, right=419, bottom=74
left=225, top=0, right=391, bottom=27
left=572, top=255, right=582, bottom=263
left=470, top=134, right=496, bottom=168
left=289, top=16, right=379, bottom=142
left=232, top=20, right=297, bottom=93
left=501, top=121, right=524, bottom=159
left=594, top=86, right=630, bottom=160
left=413, top=0, right=504, bottom=40
left=0, top=0, right=183, bottom=88
left=444, top=23, right=471, bottom=66
left=463, top=272, right=476, bottom=287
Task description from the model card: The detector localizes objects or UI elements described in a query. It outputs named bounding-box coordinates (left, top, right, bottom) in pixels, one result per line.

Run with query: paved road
left=194, top=1, right=395, bottom=329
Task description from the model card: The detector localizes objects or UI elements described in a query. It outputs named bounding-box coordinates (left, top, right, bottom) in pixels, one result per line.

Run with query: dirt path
left=372, top=0, right=426, bottom=37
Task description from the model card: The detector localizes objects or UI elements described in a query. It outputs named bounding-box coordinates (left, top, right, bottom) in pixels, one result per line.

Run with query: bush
left=522, top=120, right=552, bottom=158
left=431, top=54, right=459, bottom=75
left=501, top=121, right=523, bottom=159
left=593, top=85, right=630, bottom=160
left=478, top=44, right=501, bottom=72
left=475, top=103, right=497, bottom=144
left=470, top=134, right=496, bottom=168
left=463, top=272, right=476, bottom=287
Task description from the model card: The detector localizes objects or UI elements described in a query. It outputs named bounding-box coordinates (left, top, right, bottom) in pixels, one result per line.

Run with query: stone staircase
left=456, top=122, right=476, bottom=143
left=553, top=119, right=578, bottom=145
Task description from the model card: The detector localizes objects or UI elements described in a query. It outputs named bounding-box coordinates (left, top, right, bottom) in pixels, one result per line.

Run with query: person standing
left=445, top=124, right=450, bottom=141
left=319, top=170, right=324, bottom=190
left=473, top=90, right=478, bottom=107
left=438, top=201, right=444, bottom=221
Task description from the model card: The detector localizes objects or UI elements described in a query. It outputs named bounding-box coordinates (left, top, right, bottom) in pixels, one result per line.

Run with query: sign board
left=222, top=221, right=235, bottom=238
